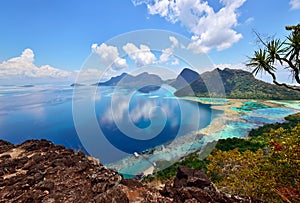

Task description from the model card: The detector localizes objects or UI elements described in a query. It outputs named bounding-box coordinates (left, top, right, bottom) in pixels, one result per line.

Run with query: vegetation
left=214, top=137, right=265, bottom=152
left=247, top=23, right=300, bottom=91
left=145, top=113, right=300, bottom=202
left=174, top=68, right=300, bottom=99
left=142, top=153, right=209, bottom=182
left=207, top=122, right=300, bottom=202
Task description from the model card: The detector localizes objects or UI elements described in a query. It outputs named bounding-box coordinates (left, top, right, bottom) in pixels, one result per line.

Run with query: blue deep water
left=0, top=84, right=217, bottom=164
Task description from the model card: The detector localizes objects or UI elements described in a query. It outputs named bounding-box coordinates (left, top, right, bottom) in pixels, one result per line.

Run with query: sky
left=0, top=0, right=300, bottom=84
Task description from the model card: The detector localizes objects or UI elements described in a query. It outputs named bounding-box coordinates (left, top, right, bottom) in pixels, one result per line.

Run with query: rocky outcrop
left=120, top=179, right=172, bottom=203
left=0, top=139, right=263, bottom=203
left=160, top=166, right=264, bottom=203
left=0, top=139, right=128, bottom=203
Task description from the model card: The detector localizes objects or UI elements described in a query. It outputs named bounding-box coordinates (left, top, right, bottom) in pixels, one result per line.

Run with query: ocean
left=1, top=84, right=298, bottom=177
left=0, top=84, right=218, bottom=164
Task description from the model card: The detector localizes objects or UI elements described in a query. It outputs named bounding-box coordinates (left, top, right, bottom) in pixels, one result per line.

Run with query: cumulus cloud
left=169, top=36, right=179, bottom=47
left=91, top=43, right=128, bottom=70
left=132, top=0, right=246, bottom=53
left=0, top=49, right=73, bottom=82
left=122, top=43, right=156, bottom=67
left=0, top=48, right=128, bottom=84
left=159, top=36, right=179, bottom=64
left=289, top=0, right=300, bottom=10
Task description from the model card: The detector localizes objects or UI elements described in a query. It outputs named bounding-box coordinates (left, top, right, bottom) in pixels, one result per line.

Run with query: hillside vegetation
left=145, top=113, right=300, bottom=203
left=175, top=68, right=300, bottom=100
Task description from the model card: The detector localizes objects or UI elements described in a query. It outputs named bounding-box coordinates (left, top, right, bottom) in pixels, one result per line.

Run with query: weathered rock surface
left=160, top=166, right=264, bottom=203
left=0, top=139, right=264, bottom=203
left=0, top=139, right=128, bottom=203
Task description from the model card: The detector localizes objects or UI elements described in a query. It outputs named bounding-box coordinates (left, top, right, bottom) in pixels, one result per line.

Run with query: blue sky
left=0, top=0, right=299, bottom=83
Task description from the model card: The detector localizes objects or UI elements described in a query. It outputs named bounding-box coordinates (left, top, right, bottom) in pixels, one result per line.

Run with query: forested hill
left=174, top=68, right=300, bottom=100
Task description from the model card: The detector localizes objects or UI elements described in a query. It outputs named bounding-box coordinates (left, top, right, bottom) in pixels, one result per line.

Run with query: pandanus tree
left=247, top=23, right=300, bottom=91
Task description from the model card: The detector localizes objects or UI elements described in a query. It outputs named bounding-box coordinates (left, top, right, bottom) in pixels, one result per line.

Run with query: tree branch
left=253, top=30, right=268, bottom=47
left=266, top=69, right=300, bottom=91
left=279, top=57, right=300, bottom=84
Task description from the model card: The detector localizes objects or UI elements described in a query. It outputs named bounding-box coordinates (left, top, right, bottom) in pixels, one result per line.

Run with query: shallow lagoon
left=109, top=100, right=299, bottom=177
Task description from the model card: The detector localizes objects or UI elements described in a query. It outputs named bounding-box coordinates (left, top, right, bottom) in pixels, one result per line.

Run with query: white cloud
left=245, top=17, right=254, bottom=24
left=122, top=43, right=156, bottom=67
left=289, top=0, right=300, bottom=10
left=132, top=0, right=246, bottom=53
left=0, top=48, right=125, bottom=84
left=129, top=100, right=157, bottom=122
left=0, top=49, right=73, bottom=82
left=213, top=63, right=244, bottom=70
left=169, top=36, right=179, bottom=47
left=91, top=43, right=128, bottom=70
left=159, top=36, right=179, bottom=64
left=159, top=48, right=173, bottom=63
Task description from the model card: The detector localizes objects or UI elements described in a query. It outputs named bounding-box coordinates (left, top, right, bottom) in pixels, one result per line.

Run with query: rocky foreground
left=0, top=139, right=263, bottom=203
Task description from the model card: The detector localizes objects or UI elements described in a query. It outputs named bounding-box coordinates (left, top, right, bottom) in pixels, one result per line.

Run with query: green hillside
left=174, top=68, right=300, bottom=100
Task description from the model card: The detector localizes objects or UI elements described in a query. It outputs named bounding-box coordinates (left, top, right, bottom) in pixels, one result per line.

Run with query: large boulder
left=160, top=166, right=265, bottom=203
left=174, top=166, right=211, bottom=189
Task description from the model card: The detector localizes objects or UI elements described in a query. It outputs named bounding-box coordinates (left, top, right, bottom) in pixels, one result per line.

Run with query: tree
left=246, top=23, right=300, bottom=91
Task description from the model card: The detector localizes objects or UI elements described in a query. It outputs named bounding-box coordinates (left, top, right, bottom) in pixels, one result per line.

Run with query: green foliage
left=285, top=112, right=300, bottom=123
left=207, top=148, right=276, bottom=198
left=145, top=113, right=300, bottom=203
left=207, top=121, right=300, bottom=202
left=215, top=137, right=264, bottom=152
left=175, top=68, right=300, bottom=99
left=215, top=113, right=300, bottom=153
left=249, top=113, right=300, bottom=137
left=142, top=153, right=209, bottom=183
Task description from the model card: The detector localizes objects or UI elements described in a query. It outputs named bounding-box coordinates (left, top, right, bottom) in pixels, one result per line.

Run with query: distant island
left=96, top=72, right=163, bottom=87
left=71, top=68, right=300, bottom=100
left=95, top=72, right=163, bottom=93
left=70, top=83, right=86, bottom=87
left=169, top=68, right=200, bottom=89
left=19, top=84, right=35, bottom=87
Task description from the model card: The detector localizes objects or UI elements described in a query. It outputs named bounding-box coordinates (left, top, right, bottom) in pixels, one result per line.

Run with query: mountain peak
left=170, top=68, right=200, bottom=89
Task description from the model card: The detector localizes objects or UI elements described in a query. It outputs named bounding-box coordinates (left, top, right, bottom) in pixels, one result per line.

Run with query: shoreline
left=140, top=98, right=299, bottom=176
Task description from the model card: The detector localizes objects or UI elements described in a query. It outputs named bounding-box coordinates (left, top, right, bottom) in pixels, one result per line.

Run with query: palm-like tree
left=247, top=49, right=275, bottom=76
left=247, top=24, right=300, bottom=91
left=266, top=39, right=285, bottom=64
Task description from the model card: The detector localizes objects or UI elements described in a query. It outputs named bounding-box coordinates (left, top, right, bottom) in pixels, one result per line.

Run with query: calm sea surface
left=0, top=84, right=218, bottom=164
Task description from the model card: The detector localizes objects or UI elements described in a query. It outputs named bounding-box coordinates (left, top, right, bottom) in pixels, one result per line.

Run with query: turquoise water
left=231, top=100, right=269, bottom=112
left=267, top=100, right=300, bottom=110
left=220, top=102, right=298, bottom=140
left=205, top=122, right=255, bottom=142
left=183, top=97, right=229, bottom=103
left=112, top=100, right=299, bottom=177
